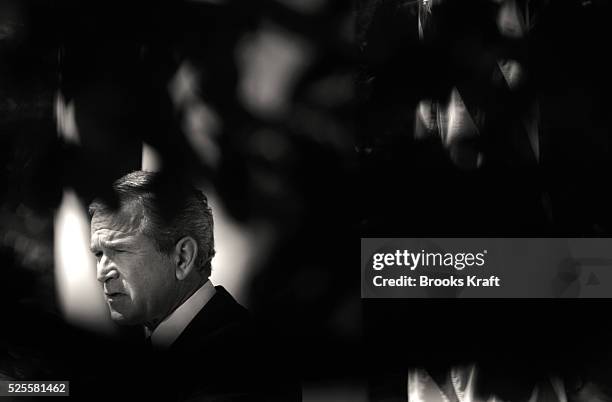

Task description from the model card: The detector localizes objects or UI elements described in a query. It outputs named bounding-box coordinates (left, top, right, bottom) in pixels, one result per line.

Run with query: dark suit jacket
left=146, top=286, right=300, bottom=402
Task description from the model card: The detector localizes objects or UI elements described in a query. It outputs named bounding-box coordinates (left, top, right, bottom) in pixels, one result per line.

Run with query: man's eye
left=94, top=251, right=103, bottom=259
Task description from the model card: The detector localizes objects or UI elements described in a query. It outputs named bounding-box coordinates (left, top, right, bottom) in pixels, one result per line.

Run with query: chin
left=109, top=310, right=139, bottom=326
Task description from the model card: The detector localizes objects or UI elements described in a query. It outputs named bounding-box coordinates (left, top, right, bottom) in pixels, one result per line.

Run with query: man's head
left=89, top=170, right=215, bottom=329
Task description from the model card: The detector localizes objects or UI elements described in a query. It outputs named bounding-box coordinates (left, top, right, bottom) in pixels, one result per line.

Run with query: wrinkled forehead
left=90, top=201, right=146, bottom=238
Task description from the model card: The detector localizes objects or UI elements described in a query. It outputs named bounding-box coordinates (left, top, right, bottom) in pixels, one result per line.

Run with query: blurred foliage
left=1, top=0, right=360, bottom=384
left=357, top=0, right=612, bottom=236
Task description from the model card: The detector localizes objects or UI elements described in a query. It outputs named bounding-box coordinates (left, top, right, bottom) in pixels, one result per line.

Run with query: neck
left=144, top=277, right=208, bottom=332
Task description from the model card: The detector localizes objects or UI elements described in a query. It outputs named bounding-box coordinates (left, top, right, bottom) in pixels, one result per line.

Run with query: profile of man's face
left=90, top=203, right=176, bottom=327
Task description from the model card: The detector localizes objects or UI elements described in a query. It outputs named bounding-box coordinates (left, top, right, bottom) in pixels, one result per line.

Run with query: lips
left=104, top=291, right=125, bottom=298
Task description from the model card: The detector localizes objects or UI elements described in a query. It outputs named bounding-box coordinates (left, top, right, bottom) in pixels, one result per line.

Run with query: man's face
left=90, top=204, right=176, bottom=327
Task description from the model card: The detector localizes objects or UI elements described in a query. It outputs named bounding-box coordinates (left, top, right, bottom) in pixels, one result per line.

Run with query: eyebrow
left=90, top=239, right=133, bottom=253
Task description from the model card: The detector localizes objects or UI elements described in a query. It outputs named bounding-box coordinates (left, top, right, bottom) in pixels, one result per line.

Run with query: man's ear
left=174, top=236, right=198, bottom=280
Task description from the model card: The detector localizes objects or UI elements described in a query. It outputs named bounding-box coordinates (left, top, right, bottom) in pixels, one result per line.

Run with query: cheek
left=122, top=254, right=174, bottom=300
left=115, top=256, right=147, bottom=297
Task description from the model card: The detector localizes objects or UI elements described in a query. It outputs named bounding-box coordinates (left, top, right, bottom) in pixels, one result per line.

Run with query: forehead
left=90, top=201, right=146, bottom=239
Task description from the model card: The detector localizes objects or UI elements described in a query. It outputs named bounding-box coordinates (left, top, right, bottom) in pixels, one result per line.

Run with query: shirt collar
left=146, top=280, right=216, bottom=349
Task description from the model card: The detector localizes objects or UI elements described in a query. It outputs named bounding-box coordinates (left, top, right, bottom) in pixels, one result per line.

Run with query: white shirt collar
left=146, top=280, right=216, bottom=349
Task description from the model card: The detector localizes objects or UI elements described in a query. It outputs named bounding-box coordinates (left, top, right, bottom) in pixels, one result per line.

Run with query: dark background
left=357, top=1, right=612, bottom=400
left=357, top=0, right=612, bottom=237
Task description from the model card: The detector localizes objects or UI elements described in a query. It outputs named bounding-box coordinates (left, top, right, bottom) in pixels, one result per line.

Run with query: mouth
left=104, top=292, right=125, bottom=299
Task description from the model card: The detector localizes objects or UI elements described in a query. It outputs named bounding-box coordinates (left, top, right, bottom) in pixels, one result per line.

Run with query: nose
left=96, top=255, right=119, bottom=283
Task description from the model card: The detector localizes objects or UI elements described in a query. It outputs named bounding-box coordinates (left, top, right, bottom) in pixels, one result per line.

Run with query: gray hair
left=89, top=170, right=215, bottom=278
